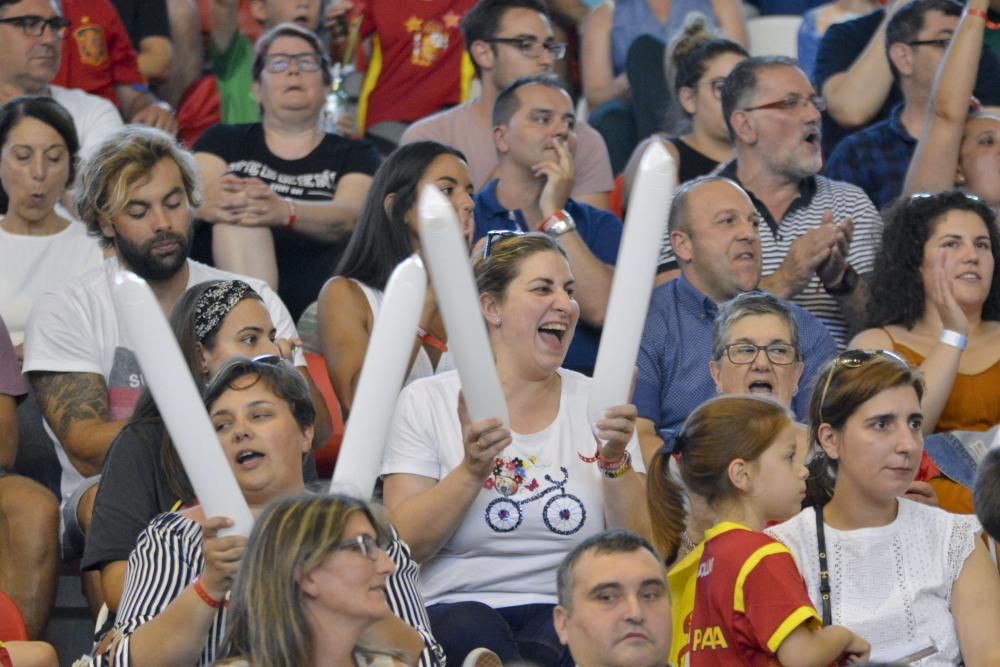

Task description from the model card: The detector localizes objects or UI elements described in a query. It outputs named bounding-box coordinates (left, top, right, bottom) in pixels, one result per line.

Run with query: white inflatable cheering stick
left=111, top=271, right=254, bottom=537
left=331, top=255, right=427, bottom=496
left=418, top=185, right=509, bottom=426
left=587, top=142, right=676, bottom=427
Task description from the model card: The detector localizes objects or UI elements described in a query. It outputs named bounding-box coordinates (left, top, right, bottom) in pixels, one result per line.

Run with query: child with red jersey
left=647, top=395, right=869, bottom=667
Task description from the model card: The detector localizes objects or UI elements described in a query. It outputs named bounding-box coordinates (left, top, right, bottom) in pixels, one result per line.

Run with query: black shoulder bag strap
left=815, top=504, right=832, bottom=626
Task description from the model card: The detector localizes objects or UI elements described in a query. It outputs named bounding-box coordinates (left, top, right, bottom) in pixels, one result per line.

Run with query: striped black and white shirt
left=658, top=164, right=883, bottom=348
left=101, top=512, right=444, bottom=666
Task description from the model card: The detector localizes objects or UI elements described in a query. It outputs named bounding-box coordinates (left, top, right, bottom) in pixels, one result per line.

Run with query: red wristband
left=965, top=7, right=1000, bottom=29
left=193, top=577, right=226, bottom=609
left=285, top=198, right=297, bottom=229
left=416, top=326, right=449, bottom=353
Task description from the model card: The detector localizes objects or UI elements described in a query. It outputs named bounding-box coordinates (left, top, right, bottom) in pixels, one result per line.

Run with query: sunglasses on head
left=817, top=350, right=910, bottom=424
left=482, top=229, right=523, bottom=258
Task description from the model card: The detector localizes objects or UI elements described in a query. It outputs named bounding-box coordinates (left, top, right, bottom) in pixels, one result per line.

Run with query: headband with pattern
left=193, top=280, right=257, bottom=343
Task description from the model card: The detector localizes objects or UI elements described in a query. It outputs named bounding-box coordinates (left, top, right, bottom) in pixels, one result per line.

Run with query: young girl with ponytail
left=647, top=395, right=869, bottom=666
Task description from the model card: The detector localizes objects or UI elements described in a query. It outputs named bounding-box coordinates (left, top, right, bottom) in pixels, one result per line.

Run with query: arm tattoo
left=28, top=371, right=110, bottom=444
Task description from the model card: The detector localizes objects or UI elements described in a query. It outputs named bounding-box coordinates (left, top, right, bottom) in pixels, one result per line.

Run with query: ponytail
left=647, top=447, right=689, bottom=563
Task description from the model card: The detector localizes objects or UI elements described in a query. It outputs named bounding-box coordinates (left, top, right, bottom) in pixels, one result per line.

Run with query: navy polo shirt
left=473, top=179, right=623, bottom=375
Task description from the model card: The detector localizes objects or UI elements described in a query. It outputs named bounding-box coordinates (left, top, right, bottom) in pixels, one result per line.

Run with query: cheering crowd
left=2, top=0, right=1000, bottom=664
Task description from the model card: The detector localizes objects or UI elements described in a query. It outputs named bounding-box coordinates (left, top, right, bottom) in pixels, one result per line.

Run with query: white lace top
left=765, top=499, right=980, bottom=665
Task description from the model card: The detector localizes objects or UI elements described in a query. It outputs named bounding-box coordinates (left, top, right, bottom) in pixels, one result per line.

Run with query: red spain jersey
left=53, top=0, right=144, bottom=107
left=668, top=522, right=820, bottom=667
left=353, top=0, right=476, bottom=133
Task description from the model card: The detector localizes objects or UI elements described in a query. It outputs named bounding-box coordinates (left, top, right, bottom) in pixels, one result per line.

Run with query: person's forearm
left=282, top=199, right=360, bottom=243
left=389, top=468, right=484, bottom=563
left=602, top=470, right=651, bottom=540
left=127, top=587, right=219, bottom=667
left=831, top=279, right=868, bottom=337
left=931, top=0, right=986, bottom=125
left=558, top=232, right=614, bottom=326
left=759, top=268, right=800, bottom=300
left=212, top=226, right=278, bottom=289
left=101, top=561, right=127, bottom=614
left=116, top=86, right=158, bottom=123
left=66, top=421, right=126, bottom=477
left=915, top=341, right=963, bottom=433
left=137, top=37, right=173, bottom=82
left=586, top=72, right=630, bottom=108
left=822, top=14, right=895, bottom=128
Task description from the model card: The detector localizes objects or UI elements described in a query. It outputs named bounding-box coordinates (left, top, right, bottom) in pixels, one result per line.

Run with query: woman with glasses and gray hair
left=382, top=232, right=649, bottom=666
left=765, top=350, right=1000, bottom=665
left=191, top=21, right=380, bottom=323
left=851, top=190, right=1000, bottom=513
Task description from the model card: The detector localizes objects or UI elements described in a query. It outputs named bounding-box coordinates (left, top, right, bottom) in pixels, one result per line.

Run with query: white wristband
left=939, top=329, right=968, bottom=351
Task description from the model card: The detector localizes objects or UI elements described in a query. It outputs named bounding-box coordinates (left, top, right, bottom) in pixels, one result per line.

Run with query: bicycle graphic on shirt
left=484, top=466, right=587, bottom=535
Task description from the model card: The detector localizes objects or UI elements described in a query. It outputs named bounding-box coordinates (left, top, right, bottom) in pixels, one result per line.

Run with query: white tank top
left=352, top=279, right=455, bottom=386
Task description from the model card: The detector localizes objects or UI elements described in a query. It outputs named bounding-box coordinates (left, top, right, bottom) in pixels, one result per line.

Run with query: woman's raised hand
left=593, top=403, right=638, bottom=464
left=930, top=251, right=970, bottom=336
left=199, top=517, right=247, bottom=602
left=458, top=393, right=512, bottom=480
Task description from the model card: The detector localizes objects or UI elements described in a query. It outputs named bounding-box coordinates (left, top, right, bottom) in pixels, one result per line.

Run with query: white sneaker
left=462, top=648, right=503, bottom=667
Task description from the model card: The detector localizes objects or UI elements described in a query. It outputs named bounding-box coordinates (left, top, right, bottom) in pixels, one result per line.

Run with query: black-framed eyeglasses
left=263, top=52, right=323, bottom=74
left=907, top=38, right=950, bottom=49
left=723, top=343, right=797, bottom=366
left=336, top=534, right=388, bottom=561
left=483, top=37, right=567, bottom=60
left=817, top=349, right=910, bottom=423
left=482, top=229, right=522, bottom=258
left=0, top=15, right=71, bottom=38
left=742, top=93, right=827, bottom=114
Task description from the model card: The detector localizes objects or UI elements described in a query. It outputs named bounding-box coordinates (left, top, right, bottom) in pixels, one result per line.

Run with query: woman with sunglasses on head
left=99, top=359, right=434, bottom=667
left=620, top=15, right=748, bottom=209
left=766, top=351, right=1000, bottom=665
left=83, top=280, right=297, bottom=617
left=316, top=141, right=474, bottom=420
left=382, top=233, right=649, bottom=666
left=222, top=494, right=399, bottom=667
left=851, top=191, right=1000, bottom=512
left=191, top=22, right=380, bottom=322
left=903, top=0, right=1000, bottom=209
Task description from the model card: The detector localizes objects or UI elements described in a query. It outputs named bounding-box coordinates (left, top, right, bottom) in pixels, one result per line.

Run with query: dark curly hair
left=866, top=190, right=1000, bottom=329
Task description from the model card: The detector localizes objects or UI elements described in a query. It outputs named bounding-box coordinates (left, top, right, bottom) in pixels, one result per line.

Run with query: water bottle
left=323, top=62, right=355, bottom=136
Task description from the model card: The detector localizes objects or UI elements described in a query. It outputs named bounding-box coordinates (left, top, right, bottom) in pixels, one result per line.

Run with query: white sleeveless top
left=766, top=499, right=980, bottom=665
left=353, top=279, right=454, bottom=385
